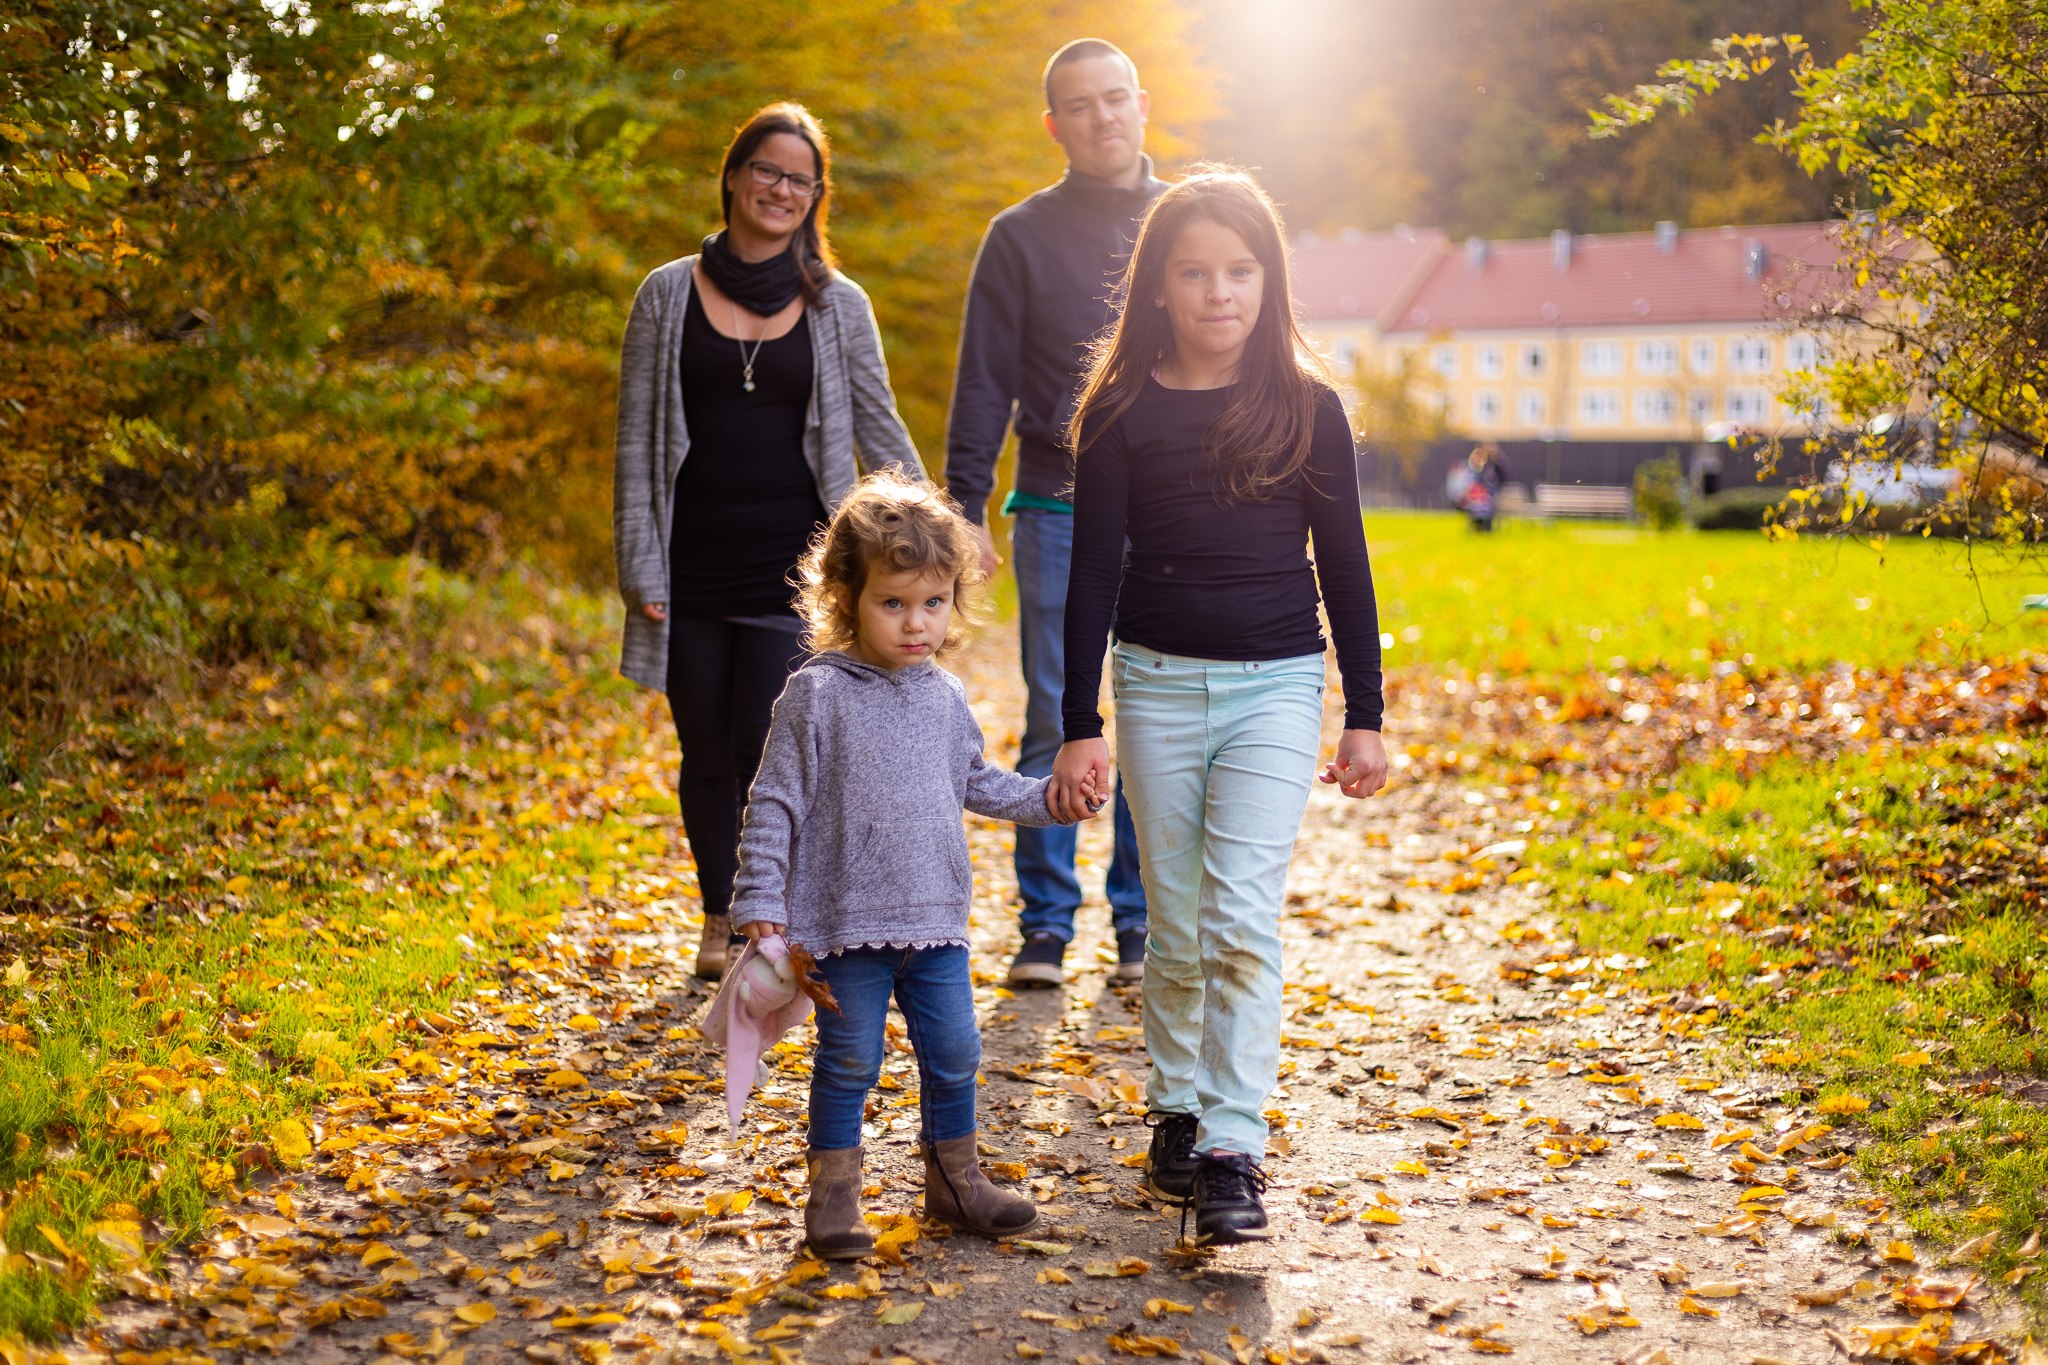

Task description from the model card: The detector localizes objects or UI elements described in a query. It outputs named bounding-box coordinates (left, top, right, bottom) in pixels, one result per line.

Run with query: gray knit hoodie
left=729, top=651, right=1060, bottom=956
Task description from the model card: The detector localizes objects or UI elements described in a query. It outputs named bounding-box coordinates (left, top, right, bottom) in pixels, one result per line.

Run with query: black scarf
left=699, top=231, right=806, bottom=316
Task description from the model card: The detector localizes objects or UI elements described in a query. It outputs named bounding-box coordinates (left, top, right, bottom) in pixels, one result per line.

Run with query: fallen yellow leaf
left=454, top=1303, right=496, bottom=1324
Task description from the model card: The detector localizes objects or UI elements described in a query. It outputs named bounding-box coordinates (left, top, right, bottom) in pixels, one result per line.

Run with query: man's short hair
left=1043, top=38, right=1139, bottom=112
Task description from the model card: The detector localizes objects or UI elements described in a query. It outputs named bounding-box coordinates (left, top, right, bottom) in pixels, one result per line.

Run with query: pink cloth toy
left=703, top=933, right=813, bottom=1136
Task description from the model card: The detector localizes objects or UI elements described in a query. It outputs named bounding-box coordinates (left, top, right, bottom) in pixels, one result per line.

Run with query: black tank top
left=668, top=287, right=825, bottom=617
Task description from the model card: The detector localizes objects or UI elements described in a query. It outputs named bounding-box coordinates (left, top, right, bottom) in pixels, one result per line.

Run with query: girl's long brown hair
left=1067, top=167, right=1332, bottom=502
left=718, top=102, right=837, bottom=306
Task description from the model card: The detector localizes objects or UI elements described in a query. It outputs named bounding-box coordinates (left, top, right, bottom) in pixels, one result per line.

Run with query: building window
left=1579, top=389, right=1622, bottom=425
left=1687, top=390, right=1714, bottom=423
left=1431, top=344, right=1458, bottom=379
left=1729, top=338, right=1773, bottom=374
left=1580, top=340, right=1624, bottom=377
left=1331, top=336, right=1359, bottom=373
left=1637, top=339, right=1680, bottom=375
left=1786, top=334, right=1819, bottom=371
left=1517, top=389, right=1548, bottom=426
left=1519, top=344, right=1548, bottom=378
left=1726, top=387, right=1772, bottom=423
left=1633, top=389, right=1678, bottom=425
left=1474, top=390, right=1501, bottom=425
left=1476, top=344, right=1504, bottom=379
left=1690, top=339, right=1717, bottom=375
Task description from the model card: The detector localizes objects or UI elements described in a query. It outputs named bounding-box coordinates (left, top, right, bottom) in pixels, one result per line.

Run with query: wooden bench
left=1496, top=484, right=1533, bottom=517
left=1534, top=484, right=1634, bottom=519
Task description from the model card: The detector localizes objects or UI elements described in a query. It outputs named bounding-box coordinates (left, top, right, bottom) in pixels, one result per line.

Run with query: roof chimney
left=1464, top=236, right=1488, bottom=274
left=1655, top=220, right=1678, bottom=254
left=1744, top=238, right=1766, bottom=280
left=1551, top=228, right=1573, bottom=273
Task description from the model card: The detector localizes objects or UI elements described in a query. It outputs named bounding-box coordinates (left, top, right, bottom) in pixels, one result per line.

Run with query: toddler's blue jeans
left=806, top=944, right=979, bottom=1150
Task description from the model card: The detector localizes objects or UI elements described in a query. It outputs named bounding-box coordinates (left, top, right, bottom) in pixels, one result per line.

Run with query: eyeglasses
left=745, top=160, right=822, bottom=199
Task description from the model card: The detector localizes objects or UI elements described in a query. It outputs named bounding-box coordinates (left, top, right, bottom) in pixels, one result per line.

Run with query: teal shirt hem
left=1002, top=490, right=1073, bottom=516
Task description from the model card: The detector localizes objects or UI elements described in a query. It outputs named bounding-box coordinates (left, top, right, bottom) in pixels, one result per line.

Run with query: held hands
left=738, top=919, right=785, bottom=941
left=1320, top=729, right=1390, bottom=799
left=968, top=523, right=1002, bottom=580
left=1048, top=738, right=1111, bottom=825
left=640, top=602, right=669, bottom=622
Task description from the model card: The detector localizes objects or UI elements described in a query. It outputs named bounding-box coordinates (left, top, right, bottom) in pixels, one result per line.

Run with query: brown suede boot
left=922, top=1133, right=1038, bottom=1239
left=693, top=914, right=732, bottom=980
left=804, top=1146, right=873, bottom=1260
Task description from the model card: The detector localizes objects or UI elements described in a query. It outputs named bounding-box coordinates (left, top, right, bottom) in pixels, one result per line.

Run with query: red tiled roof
left=1377, top=222, right=1848, bottom=332
left=1289, top=228, right=1447, bottom=325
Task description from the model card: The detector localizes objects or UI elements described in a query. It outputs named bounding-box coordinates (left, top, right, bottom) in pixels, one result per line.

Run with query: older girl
left=613, top=103, right=923, bottom=979
left=1051, top=170, right=1388, bottom=1246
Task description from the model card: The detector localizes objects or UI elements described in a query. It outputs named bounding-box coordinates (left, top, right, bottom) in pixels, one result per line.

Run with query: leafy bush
left=1632, top=454, right=1688, bottom=530
left=1693, top=486, right=1790, bottom=531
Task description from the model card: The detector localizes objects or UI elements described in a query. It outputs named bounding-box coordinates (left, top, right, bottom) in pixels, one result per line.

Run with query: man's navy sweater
left=943, top=160, right=1168, bottom=525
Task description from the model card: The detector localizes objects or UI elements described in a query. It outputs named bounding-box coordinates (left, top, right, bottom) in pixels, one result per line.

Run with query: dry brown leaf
left=786, top=942, right=842, bottom=1015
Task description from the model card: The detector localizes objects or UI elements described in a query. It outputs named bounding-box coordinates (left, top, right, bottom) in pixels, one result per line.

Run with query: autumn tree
left=1196, top=0, right=1865, bottom=238
left=0, top=1, right=1213, bottom=750
left=1595, top=0, right=2048, bottom=544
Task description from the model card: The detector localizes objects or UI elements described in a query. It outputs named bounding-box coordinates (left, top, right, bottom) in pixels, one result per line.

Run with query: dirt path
left=68, top=627, right=2019, bottom=1365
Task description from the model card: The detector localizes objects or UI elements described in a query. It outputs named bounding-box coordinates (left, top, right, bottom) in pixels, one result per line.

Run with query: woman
left=613, top=102, right=924, bottom=980
left=1049, top=170, right=1389, bottom=1246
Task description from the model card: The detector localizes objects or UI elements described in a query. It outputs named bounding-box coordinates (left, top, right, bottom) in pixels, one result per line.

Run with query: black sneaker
left=1006, top=933, right=1067, bottom=988
left=1191, top=1151, right=1272, bottom=1246
left=1110, top=927, right=1147, bottom=983
left=1140, top=1111, right=1197, bottom=1205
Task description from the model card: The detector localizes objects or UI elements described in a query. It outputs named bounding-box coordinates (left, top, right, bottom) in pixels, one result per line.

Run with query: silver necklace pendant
left=732, top=299, right=767, bottom=395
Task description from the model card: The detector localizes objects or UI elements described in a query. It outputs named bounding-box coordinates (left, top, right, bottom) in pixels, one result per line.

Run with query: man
left=945, top=38, right=1161, bottom=989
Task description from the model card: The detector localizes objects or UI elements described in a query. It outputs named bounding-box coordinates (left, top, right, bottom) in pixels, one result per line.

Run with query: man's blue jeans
left=807, top=945, right=979, bottom=1150
left=1010, top=507, right=1147, bottom=942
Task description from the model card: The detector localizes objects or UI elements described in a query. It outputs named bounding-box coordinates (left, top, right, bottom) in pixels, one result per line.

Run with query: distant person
left=1461, top=443, right=1506, bottom=532
left=1050, top=170, right=1388, bottom=1247
left=613, top=102, right=923, bottom=981
left=944, top=39, right=1155, bottom=989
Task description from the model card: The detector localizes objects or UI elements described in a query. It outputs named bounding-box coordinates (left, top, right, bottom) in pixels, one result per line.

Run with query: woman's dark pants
left=664, top=617, right=806, bottom=919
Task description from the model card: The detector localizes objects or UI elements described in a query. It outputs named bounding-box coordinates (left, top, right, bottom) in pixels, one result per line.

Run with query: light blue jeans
left=1111, top=644, right=1325, bottom=1158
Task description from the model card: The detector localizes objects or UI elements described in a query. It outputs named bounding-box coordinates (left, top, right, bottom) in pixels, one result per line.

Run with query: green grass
left=0, top=564, right=683, bottom=1339
left=1526, top=738, right=2048, bottom=1295
left=1359, top=514, right=2048, bottom=1307
left=1362, top=512, right=2048, bottom=675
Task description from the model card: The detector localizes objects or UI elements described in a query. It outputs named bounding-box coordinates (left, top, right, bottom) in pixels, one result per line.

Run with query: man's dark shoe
left=1110, top=927, right=1147, bottom=983
left=1140, top=1111, right=1197, bottom=1206
left=1006, top=933, right=1067, bottom=988
left=1191, top=1151, right=1272, bottom=1246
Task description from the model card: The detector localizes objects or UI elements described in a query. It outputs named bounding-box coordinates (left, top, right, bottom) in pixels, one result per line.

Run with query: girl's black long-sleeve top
left=1061, top=378, right=1385, bottom=742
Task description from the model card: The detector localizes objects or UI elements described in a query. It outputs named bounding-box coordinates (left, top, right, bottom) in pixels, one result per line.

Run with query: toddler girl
left=728, top=471, right=1093, bottom=1259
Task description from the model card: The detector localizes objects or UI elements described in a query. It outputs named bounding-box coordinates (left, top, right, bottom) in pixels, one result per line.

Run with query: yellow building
left=1292, top=221, right=1849, bottom=442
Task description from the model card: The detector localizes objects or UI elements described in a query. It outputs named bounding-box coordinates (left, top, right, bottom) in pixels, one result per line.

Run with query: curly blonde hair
left=795, top=471, right=986, bottom=657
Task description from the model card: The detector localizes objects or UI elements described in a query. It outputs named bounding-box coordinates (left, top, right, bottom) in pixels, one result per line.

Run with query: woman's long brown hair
left=718, top=102, right=837, bottom=305
left=1067, top=168, right=1332, bottom=502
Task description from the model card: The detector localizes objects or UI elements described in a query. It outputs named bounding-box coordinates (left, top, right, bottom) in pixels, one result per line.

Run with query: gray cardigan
left=612, top=256, right=925, bottom=691
left=728, top=651, right=1059, bottom=957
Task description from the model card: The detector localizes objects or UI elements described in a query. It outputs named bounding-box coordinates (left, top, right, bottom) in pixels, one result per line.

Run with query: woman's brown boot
left=693, top=914, right=732, bottom=980
left=922, top=1133, right=1038, bottom=1239
left=804, top=1146, right=874, bottom=1260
